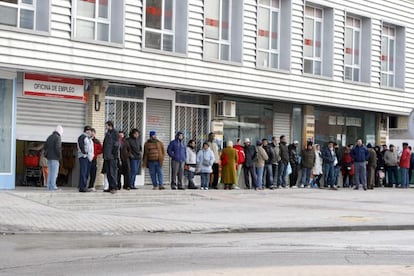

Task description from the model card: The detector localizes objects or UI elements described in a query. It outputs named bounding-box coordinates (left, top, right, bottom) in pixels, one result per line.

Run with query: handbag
left=286, top=162, right=292, bottom=175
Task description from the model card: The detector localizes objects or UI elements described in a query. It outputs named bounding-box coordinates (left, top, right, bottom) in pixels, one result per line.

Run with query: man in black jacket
left=126, top=128, right=142, bottom=189
left=103, top=121, right=119, bottom=194
left=44, top=125, right=63, bottom=191
left=278, top=135, right=289, bottom=188
left=243, top=138, right=257, bottom=189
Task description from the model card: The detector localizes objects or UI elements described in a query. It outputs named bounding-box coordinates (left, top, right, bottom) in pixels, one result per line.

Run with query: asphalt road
left=1, top=231, right=414, bottom=275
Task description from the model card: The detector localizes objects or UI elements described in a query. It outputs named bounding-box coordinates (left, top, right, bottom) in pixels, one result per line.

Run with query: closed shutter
left=273, top=112, right=291, bottom=143
left=16, top=97, right=86, bottom=142
left=145, top=98, right=172, bottom=185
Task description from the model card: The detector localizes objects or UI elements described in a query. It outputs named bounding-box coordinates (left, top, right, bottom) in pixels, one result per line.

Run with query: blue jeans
left=264, top=164, right=273, bottom=188
left=200, top=173, right=210, bottom=188
left=130, top=159, right=140, bottom=188
left=354, top=161, right=367, bottom=188
left=148, top=160, right=163, bottom=187
left=334, top=166, right=341, bottom=186
left=387, top=166, right=399, bottom=187
left=401, top=168, right=409, bottom=188
left=78, top=157, right=91, bottom=191
left=256, top=166, right=264, bottom=189
left=46, top=159, right=59, bottom=190
left=278, top=162, right=287, bottom=187
left=300, top=167, right=311, bottom=186
left=323, top=163, right=335, bottom=187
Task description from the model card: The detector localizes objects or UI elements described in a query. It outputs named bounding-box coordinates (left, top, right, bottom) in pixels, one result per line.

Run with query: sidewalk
left=1, top=186, right=414, bottom=234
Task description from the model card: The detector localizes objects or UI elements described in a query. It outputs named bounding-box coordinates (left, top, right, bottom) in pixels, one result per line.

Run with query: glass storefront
left=222, top=98, right=273, bottom=145
left=0, top=79, right=13, bottom=174
left=314, top=106, right=376, bottom=147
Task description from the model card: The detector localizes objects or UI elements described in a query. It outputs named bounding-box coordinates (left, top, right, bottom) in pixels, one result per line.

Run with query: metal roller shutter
left=16, top=97, right=86, bottom=142
left=273, top=112, right=291, bottom=143
left=145, top=98, right=172, bottom=185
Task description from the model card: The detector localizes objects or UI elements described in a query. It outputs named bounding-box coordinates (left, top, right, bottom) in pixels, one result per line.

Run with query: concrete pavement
left=1, top=186, right=414, bottom=234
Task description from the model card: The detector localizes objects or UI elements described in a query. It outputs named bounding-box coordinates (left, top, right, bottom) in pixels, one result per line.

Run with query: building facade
left=0, top=0, right=413, bottom=189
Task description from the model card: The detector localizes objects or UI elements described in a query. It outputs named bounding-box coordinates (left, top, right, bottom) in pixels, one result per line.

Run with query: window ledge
left=302, top=72, right=333, bottom=81
left=380, top=85, right=405, bottom=92
left=71, top=37, right=124, bottom=48
left=343, top=79, right=371, bottom=87
left=141, top=47, right=187, bottom=58
left=0, top=25, right=50, bottom=36
left=202, top=57, right=243, bottom=68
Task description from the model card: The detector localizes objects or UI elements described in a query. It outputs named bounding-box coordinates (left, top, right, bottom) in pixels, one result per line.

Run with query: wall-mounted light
left=94, top=94, right=101, bottom=111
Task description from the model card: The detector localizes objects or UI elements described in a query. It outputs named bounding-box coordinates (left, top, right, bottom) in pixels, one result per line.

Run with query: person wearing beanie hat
left=167, top=131, right=186, bottom=190
left=44, top=125, right=63, bottom=190
left=143, top=130, right=166, bottom=189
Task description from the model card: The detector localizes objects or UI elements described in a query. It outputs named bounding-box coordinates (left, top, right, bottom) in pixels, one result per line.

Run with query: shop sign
left=346, top=117, right=362, bottom=127
left=24, top=73, right=85, bottom=102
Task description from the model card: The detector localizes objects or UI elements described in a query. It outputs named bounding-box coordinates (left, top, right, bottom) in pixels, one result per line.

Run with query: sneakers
left=159, top=185, right=165, bottom=190
left=152, top=186, right=159, bottom=190
left=300, top=184, right=304, bottom=188
left=88, top=187, right=96, bottom=192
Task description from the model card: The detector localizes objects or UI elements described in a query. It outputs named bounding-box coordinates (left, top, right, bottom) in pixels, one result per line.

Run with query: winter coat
left=279, top=142, right=289, bottom=164
left=341, top=152, right=355, bottom=176
left=322, top=147, right=336, bottom=164
left=44, top=131, right=62, bottom=160
left=185, top=146, right=197, bottom=165
left=384, top=150, right=398, bottom=166
left=77, top=132, right=94, bottom=162
left=220, top=147, right=238, bottom=184
left=233, top=144, right=245, bottom=165
left=312, top=150, right=323, bottom=175
left=167, top=132, right=186, bottom=162
left=143, top=138, right=166, bottom=167
left=208, top=141, right=220, bottom=163
left=288, top=144, right=299, bottom=167
left=301, top=149, right=315, bottom=169
left=262, top=145, right=274, bottom=165
left=243, top=144, right=257, bottom=167
left=120, top=138, right=132, bottom=162
left=127, top=136, right=142, bottom=160
left=255, top=146, right=268, bottom=168
left=270, top=142, right=281, bottom=164
left=399, top=148, right=411, bottom=169
left=350, top=145, right=369, bottom=163
left=103, top=128, right=119, bottom=160
left=367, top=148, right=377, bottom=168
left=92, top=138, right=103, bottom=160
left=196, top=148, right=215, bottom=173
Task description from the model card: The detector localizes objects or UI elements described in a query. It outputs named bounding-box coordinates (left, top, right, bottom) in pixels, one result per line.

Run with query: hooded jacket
left=167, top=131, right=186, bottom=162
left=44, top=131, right=62, bottom=160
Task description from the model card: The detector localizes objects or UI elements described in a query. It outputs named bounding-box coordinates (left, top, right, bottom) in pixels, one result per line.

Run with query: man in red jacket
left=399, top=142, right=411, bottom=189
left=88, top=128, right=103, bottom=191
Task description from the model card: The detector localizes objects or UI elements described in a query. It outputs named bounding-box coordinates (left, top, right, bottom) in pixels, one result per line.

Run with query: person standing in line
left=197, top=142, right=215, bottom=190
left=366, top=144, right=377, bottom=190
left=44, top=125, right=63, bottom=191
left=167, top=131, right=186, bottom=190
left=288, top=141, right=300, bottom=188
left=120, top=133, right=132, bottom=190
left=233, top=138, right=245, bottom=189
left=255, top=140, right=268, bottom=190
left=88, top=128, right=102, bottom=192
left=243, top=138, right=257, bottom=189
left=350, top=138, right=370, bottom=190
left=185, top=139, right=198, bottom=189
left=269, top=136, right=280, bottom=188
left=117, top=130, right=125, bottom=190
left=399, top=142, right=411, bottom=189
left=77, top=125, right=94, bottom=192
left=383, top=144, right=399, bottom=188
left=220, top=141, right=238, bottom=190
left=341, top=145, right=354, bottom=188
left=278, top=135, right=289, bottom=188
left=262, top=138, right=274, bottom=189
left=143, top=131, right=166, bottom=190
left=103, top=121, right=119, bottom=194
left=300, top=142, right=314, bottom=188
left=311, top=144, right=323, bottom=188
left=126, top=128, right=142, bottom=189
left=207, top=132, right=220, bottom=189
left=322, top=141, right=337, bottom=189
left=39, top=148, right=48, bottom=187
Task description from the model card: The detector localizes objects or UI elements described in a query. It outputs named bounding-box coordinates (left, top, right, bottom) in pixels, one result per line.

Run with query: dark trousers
left=79, top=157, right=91, bottom=192
left=122, top=159, right=131, bottom=189
left=243, top=165, right=257, bottom=189
left=88, top=159, right=97, bottom=189
left=387, top=166, right=399, bottom=187
left=105, top=159, right=118, bottom=190
left=289, top=165, right=298, bottom=187
left=272, top=163, right=278, bottom=186
left=210, top=163, right=219, bottom=188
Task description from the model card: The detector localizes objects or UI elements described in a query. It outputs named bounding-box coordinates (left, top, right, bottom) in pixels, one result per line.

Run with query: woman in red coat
left=341, top=146, right=354, bottom=188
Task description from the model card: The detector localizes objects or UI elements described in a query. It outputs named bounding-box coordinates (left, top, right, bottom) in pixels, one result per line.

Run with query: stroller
left=23, top=142, right=43, bottom=186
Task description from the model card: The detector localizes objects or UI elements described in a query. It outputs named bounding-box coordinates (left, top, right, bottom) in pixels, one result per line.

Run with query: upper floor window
left=381, top=24, right=405, bottom=89
left=344, top=14, right=371, bottom=83
left=257, top=0, right=280, bottom=69
left=204, top=0, right=243, bottom=63
left=0, top=0, right=49, bottom=31
left=344, top=16, right=361, bottom=82
left=143, top=0, right=188, bottom=54
left=73, top=0, right=124, bottom=44
left=303, top=4, right=333, bottom=77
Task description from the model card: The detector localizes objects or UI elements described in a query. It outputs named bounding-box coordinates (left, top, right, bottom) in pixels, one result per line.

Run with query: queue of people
left=43, top=123, right=413, bottom=192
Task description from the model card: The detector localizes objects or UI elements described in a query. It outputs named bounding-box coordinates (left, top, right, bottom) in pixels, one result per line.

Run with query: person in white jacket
left=196, top=142, right=215, bottom=190
left=185, top=140, right=198, bottom=189
left=311, top=144, right=323, bottom=188
left=77, top=125, right=94, bottom=192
